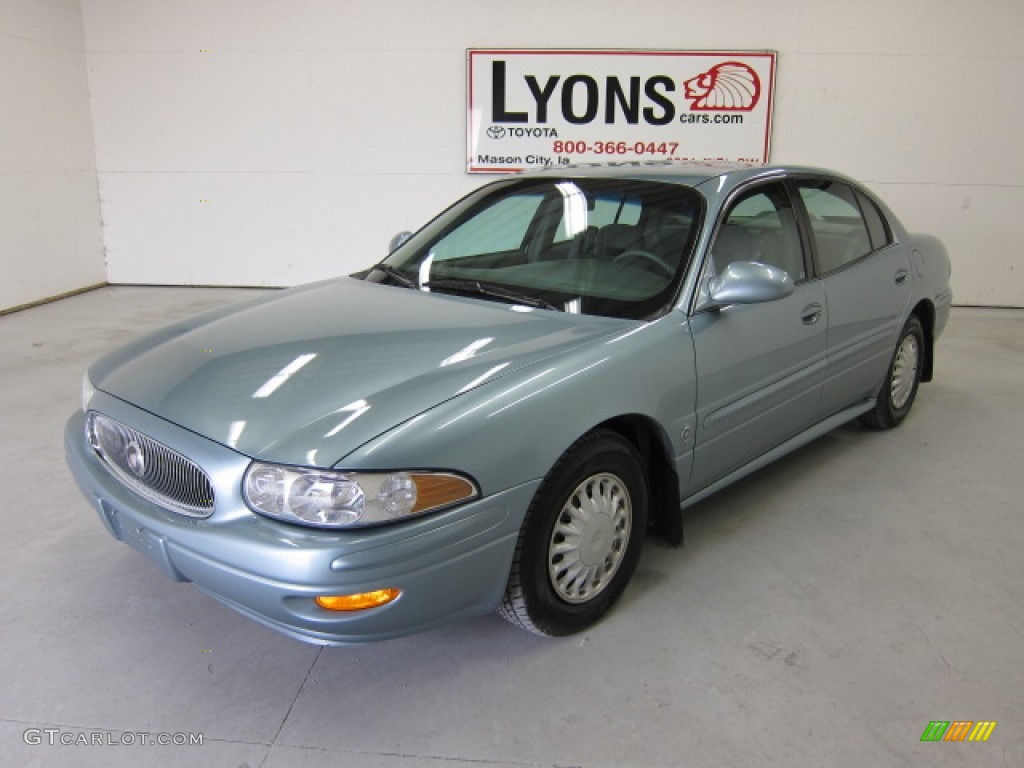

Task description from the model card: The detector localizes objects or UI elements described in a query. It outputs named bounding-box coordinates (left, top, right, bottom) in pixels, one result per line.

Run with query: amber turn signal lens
left=315, top=589, right=401, bottom=612
left=410, top=473, right=477, bottom=514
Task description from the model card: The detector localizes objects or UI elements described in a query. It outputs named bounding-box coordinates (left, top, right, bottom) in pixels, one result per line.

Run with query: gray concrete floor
left=1, top=286, right=1021, bottom=768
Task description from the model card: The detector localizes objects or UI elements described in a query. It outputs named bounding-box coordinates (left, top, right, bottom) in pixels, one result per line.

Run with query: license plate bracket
left=99, top=500, right=188, bottom=582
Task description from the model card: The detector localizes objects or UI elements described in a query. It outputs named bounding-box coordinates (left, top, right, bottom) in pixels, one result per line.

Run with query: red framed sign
left=467, top=49, right=776, bottom=173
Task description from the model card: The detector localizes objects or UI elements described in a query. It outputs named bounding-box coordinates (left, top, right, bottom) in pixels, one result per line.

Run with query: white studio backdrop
left=0, top=0, right=104, bottom=311
left=4, top=0, right=1022, bottom=311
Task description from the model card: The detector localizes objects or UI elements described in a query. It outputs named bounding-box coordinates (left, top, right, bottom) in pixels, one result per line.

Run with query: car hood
left=93, top=278, right=633, bottom=466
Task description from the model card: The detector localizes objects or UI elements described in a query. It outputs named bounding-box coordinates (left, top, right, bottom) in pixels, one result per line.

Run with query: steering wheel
left=612, top=249, right=674, bottom=279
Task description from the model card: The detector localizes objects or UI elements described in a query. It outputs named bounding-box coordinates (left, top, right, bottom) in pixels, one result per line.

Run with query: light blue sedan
left=65, top=163, right=953, bottom=643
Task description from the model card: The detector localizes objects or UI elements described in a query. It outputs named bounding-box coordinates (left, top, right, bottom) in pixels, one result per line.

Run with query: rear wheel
left=861, top=315, right=924, bottom=429
left=498, top=430, right=648, bottom=637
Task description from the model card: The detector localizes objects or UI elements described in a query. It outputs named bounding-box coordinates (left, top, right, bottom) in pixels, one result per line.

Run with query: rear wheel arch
left=861, top=313, right=925, bottom=429
left=911, top=299, right=936, bottom=382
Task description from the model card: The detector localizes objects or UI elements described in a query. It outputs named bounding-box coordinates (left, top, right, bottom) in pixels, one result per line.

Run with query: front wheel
left=497, top=430, right=648, bottom=637
left=861, top=315, right=924, bottom=429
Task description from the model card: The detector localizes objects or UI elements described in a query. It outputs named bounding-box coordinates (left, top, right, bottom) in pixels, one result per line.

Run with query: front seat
left=710, top=224, right=760, bottom=271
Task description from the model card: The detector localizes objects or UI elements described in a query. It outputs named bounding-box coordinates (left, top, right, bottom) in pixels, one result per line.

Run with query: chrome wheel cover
left=890, top=333, right=920, bottom=410
left=548, top=472, right=632, bottom=604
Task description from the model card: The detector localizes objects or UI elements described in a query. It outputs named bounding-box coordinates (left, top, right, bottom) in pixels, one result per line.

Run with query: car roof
left=526, top=160, right=846, bottom=190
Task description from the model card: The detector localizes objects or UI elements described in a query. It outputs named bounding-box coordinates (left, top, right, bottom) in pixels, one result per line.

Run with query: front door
left=689, top=181, right=828, bottom=493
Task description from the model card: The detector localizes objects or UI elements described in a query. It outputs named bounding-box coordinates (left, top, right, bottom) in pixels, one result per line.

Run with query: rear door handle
left=895, top=268, right=909, bottom=285
left=801, top=303, right=823, bottom=325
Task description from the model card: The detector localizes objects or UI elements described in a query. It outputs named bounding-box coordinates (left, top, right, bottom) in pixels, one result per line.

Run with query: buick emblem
left=125, top=440, right=146, bottom=477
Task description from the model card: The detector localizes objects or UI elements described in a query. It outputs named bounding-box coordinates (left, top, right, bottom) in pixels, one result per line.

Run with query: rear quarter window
left=856, top=190, right=893, bottom=251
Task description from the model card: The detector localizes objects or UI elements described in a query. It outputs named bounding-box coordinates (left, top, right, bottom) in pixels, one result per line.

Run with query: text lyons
left=490, top=60, right=679, bottom=126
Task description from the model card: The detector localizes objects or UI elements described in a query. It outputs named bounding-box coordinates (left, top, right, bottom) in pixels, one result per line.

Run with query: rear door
left=688, top=181, right=828, bottom=492
left=793, top=178, right=912, bottom=418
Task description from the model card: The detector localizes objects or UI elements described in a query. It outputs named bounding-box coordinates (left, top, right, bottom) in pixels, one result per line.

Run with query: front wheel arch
left=598, top=415, right=682, bottom=547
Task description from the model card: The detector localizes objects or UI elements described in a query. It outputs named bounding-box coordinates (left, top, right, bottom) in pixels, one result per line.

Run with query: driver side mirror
left=707, top=261, right=794, bottom=307
left=388, top=231, right=413, bottom=253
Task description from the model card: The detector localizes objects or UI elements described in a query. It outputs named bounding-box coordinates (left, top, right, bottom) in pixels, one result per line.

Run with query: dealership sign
left=467, top=49, right=776, bottom=173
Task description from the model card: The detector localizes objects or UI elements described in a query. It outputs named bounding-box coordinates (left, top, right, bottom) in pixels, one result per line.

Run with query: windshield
left=366, top=177, right=704, bottom=320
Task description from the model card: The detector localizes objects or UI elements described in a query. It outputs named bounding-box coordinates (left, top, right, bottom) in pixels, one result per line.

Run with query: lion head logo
left=684, top=62, right=761, bottom=111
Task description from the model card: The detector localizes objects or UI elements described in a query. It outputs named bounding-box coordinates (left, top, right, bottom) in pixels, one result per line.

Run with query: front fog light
left=243, top=462, right=478, bottom=529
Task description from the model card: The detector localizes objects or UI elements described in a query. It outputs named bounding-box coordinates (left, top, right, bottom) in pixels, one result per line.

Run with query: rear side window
left=796, top=180, right=873, bottom=274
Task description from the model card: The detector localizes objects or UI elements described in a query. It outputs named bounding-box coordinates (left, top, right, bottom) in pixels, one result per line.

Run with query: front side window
left=369, top=178, right=704, bottom=320
left=796, top=180, right=874, bottom=274
left=710, top=183, right=806, bottom=280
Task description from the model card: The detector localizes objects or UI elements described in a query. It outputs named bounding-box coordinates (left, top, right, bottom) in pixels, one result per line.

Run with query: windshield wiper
left=424, top=278, right=559, bottom=311
left=369, top=262, right=417, bottom=289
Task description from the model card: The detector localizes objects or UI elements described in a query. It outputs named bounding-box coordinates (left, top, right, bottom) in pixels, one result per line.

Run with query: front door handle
left=801, top=303, right=823, bottom=325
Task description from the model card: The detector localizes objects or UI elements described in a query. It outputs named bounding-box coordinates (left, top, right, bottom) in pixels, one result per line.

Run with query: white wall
left=81, top=0, right=1023, bottom=305
left=0, top=0, right=104, bottom=311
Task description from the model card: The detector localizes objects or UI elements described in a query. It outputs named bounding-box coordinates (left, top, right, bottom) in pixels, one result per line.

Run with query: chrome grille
left=86, top=412, right=215, bottom=517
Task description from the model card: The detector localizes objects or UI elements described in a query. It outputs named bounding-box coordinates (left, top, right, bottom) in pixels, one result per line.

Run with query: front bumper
left=64, top=405, right=536, bottom=645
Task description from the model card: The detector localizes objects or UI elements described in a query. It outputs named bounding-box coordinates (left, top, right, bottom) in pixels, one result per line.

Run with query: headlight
left=242, top=462, right=479, bottom=528
left=81, top=372, right=96, bottom=413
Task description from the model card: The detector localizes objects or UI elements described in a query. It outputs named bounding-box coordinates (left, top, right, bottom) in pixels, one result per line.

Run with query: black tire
left=860, top=314, right=924, bottom=429
left=497, top=430, right=648, bottom=637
